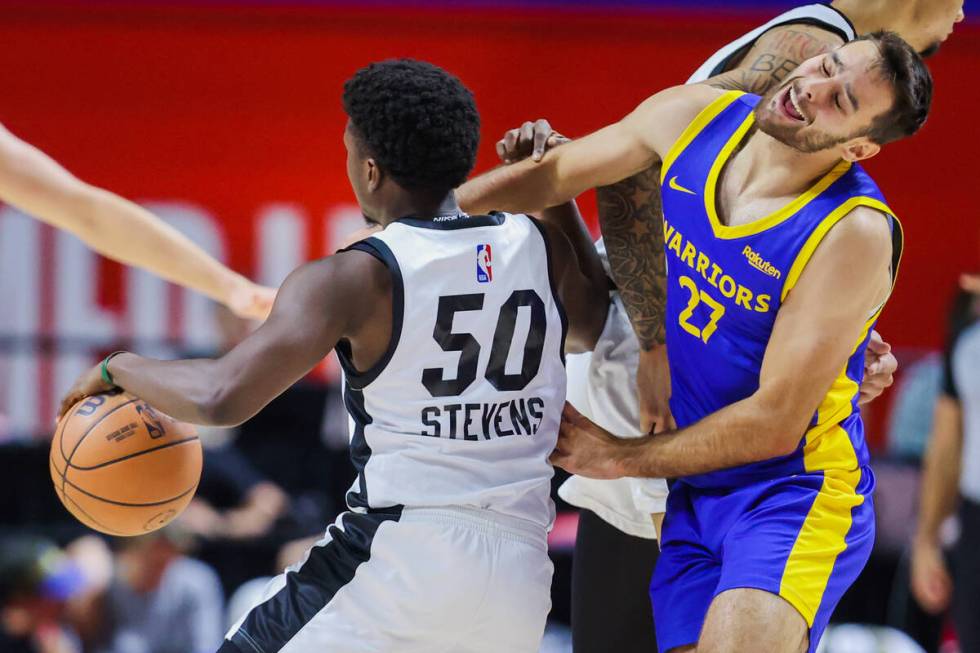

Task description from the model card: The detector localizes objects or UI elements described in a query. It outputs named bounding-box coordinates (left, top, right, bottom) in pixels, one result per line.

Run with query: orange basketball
left=50, top=390, right=202, bottom=536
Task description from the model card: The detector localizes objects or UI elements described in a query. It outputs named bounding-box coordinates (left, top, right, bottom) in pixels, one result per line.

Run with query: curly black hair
left=343, top=59, right=480, bottom=194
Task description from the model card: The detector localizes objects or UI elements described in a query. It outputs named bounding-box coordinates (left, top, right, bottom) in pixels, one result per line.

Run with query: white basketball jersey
left=686, top=3, right=856, bottom=84
left=336, top=212, right=567, bottom=530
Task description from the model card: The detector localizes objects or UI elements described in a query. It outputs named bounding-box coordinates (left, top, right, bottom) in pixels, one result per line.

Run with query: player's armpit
left=104, top=250, right=387, bottom=426
left=754, top=207, right=894, bottom=448
left=703, top=24, right=845, bottom=95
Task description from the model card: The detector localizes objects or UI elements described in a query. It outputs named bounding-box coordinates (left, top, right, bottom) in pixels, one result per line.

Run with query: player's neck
left=832, top=0, right=914, bottom=41
left=375, top=191, right=461, bottom=227
left=736, top=130, right=844, bottom=199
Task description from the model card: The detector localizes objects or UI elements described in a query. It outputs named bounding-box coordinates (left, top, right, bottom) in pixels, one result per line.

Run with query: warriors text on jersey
left=659, top=90, right=901, bottom=489
left=559, top=1, right=860, bottom=538
left=651, top=89, right=901, bottom=653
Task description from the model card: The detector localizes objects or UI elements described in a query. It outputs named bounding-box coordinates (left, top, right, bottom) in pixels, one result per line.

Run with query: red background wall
left=0, top=2, right=977, bottom=434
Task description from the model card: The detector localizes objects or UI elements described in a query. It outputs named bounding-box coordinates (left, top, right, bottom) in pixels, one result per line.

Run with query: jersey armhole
left=780, top=196, right=900, bottom=303
left=660, top=91, right=745, bottom=184
left=335, top=237, right=405, bottom=390
left=525, top=216, right=569, bottom=365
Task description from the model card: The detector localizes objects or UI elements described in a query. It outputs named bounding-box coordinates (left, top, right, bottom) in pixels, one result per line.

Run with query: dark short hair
left=342, top=59, right=480, bottom=194
left=856, top=31, right=933, bottom=145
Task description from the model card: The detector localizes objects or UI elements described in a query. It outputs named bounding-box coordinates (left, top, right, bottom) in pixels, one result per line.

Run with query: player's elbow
left=767, top=428, right=805, bottom=459
left=750, top=394, right=810, bottom=459
left=196, top=384, right=255, bottom=427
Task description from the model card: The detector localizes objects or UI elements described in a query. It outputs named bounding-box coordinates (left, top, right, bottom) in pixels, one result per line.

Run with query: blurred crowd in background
left=2, top=281, right=979, bottom=652
left=0, top=0, right=978, bottom=652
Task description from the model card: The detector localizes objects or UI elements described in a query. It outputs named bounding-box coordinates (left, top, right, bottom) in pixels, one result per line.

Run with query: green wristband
left=101, top=351, right=127, bottom=386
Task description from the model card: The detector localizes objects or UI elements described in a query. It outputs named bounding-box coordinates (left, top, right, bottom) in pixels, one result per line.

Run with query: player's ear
left=366, top=158, right=383, bottom=192
left=839, top=137, right=880, bottom=163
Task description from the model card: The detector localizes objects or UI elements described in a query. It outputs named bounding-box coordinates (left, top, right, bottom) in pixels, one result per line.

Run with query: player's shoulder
left=819, top=204, right=894, bottom=266
left=634, top=84, right=726, bottom=119
left=286, top=245, right=391, bottom=303
left=830, top=205, right=892, bottom=244
left=752, top=19, right=847, bottom=56
left=626, top=84, right=728, bottom=152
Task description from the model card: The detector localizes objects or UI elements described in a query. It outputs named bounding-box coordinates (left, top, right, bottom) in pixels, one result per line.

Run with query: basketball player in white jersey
left=60, top=59, right=609, bottom=653
left=0, top=122, right=274, bottom=320
left=462, top=2, right=964, bottom=650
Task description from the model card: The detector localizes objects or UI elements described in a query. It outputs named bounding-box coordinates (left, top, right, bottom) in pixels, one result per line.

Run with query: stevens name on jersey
left=420, top=396, right=546, bottom=440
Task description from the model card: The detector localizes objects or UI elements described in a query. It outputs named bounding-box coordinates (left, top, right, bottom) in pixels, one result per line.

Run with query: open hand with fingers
left=551, top=403, right=637, bottom=479
left=496, top=119, right=570, bottom=164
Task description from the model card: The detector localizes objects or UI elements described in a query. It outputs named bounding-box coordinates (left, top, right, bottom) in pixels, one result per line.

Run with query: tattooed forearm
left=704, top=26, right=843, bottom=94
left=596, top=164, right=667, bottom=351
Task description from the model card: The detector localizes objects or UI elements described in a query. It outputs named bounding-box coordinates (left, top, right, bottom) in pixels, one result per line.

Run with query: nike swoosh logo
left=669, top=176, right=697, bottom=195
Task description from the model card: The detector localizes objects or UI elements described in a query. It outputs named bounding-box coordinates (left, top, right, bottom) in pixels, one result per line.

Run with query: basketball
left=49, top=390, right=202, bottom=536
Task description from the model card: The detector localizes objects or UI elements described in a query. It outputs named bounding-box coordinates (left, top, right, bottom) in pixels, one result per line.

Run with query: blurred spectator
left=91, top=529, right=224, bottom=653
left=886, top=353, right=944, bottom=461
left=0, top=535, right=85, bottom=653
left=182, top=444, right=289, bottom=542
left=912, top=282, right=980, bottom=652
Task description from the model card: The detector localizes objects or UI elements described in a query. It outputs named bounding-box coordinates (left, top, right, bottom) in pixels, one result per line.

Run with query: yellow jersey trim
left=703, top=114, right=853, bottom=239
left=660, top=90, right=744, bottom=185
left=779, top=465, right=864, bottom=626
left=780, top=196, right=898, bottom=302
left=779, top=301, right=884, bottom=623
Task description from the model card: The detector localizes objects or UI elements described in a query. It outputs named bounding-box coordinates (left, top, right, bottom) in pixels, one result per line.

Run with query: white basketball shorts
left=220, top=506, right=553, bottom=653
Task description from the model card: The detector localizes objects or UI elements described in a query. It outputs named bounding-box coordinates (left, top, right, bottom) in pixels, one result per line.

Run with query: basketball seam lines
left=65, top=436, right=200, bottom=471
left=59, top=396, right=137, bottom=466
left=58, top=469, right=199, bottom=507
left=56, top=399, right=87, bottom=499
left=49, top=457, right=127, bottom=536
left=60, top=397, right=140, bottom=498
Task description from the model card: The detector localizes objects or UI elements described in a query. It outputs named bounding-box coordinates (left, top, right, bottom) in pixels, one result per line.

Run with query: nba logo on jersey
left=476, top=244, right=493, bottom=283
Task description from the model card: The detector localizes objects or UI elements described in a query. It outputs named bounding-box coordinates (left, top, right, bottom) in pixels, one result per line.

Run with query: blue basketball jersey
left=660, top=91, right=902, bottom=489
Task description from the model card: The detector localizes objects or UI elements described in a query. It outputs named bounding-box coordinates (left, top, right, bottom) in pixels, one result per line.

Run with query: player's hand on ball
left=551, top=403, right=629, bottom=479
left=496, top=119, right=570, bottom=164
left=637, top=345, right=675, bottom=434
left=859, top=330, right=896, bottom=405
left=58, top=364, right=115, bottom=420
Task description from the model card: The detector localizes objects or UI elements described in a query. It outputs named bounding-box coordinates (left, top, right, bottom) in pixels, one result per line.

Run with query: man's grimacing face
left=754, top=40, right=897, bottom=155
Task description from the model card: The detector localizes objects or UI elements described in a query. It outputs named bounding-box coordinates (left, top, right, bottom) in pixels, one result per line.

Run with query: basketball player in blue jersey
left=476, top=4, right=964, bottom=650
left=59, top=59, right=610, bottom=652
left=459, top=32, right=931, bottom=653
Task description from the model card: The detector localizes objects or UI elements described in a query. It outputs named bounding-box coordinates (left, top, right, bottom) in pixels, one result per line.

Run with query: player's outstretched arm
left=552, top=207, right=894, bottom=479
left=607, top=25, right=844, bottom=348
left=491, top=121, right=607, bottom=294
left=59, top=249, right=384, bottom=426
left=457, top=85, right=716, bottom=216
left=0, top=123, right=275, bottom=320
